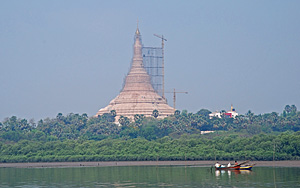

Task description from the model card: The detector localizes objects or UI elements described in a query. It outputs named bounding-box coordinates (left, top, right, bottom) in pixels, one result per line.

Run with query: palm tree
left=246, top=110, right=254, bottom=123
left=56, top=113, right=63, bottom=121
left=110, top=110, right=117, bottom=118
left=174, top=110, right=181, bottom=116
left=152, top=110, right=159, bottom=118
left=118, top=116, right=126, bottom=126
left=119, top=116, right=130, bottom=126
left=291, top=105, right=297, bottom=114
left=134, top=114, right=144, bottom=125
left=285, top=105, right=291, bottom=114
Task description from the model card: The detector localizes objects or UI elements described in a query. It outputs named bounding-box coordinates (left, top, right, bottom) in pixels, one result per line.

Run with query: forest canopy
left=0, top=105, right=299, bottom=162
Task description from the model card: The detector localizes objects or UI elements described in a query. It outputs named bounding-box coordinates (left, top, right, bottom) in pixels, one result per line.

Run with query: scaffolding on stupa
left=142, top=47, right=163, bottom=98
left=96, top=27, right=175, bottom=119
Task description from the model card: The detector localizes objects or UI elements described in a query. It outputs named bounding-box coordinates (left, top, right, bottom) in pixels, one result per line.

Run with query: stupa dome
left=96, top=27, right=174, bottom=120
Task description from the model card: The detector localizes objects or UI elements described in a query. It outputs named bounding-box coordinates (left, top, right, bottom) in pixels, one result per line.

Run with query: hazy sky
left=1, top=0, right=300, bottom=121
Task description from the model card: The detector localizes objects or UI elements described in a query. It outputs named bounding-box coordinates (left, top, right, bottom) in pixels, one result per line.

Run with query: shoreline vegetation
left=0, top=132, right=299, bottom=163
left=1, top=161, right=300, bottom=168
left=0, top=105, right=299, bottom=163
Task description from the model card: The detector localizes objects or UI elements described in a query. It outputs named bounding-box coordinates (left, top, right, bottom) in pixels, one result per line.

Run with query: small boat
left=239, top=165, right=253, bottom=170
left=215, top=165, right=240, bottom=170
left=215, top=160, right=253, bottom=170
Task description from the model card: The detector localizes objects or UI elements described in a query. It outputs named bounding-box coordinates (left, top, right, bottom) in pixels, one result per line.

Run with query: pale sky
left=1, top=0, right=300, bottom=121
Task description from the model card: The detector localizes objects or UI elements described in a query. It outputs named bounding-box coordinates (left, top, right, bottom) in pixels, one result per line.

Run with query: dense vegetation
left=0, top=105, right=299, bottom=162
left=0, top=132, right=299, bottom=162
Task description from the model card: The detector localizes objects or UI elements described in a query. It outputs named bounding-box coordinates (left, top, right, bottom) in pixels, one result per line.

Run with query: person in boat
left=215, top=162, right=226, bottom=168
left=234, top=161, right=238, bottom=166
left=227, top=162, right=231, bottom=167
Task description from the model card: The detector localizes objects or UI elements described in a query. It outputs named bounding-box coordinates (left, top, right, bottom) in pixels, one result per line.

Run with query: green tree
left=152, top=110, right=159, bottom=118
left=110, top=110, right=116, bottom=118
left=174, top=110, right=181, bottom=116
left=291, top=105, right=297, bottom=114
left=134, top=114, right=144, bottom=125
left=119, top=116, right=130, bottom=126
left=196, top=109, right=211, bottom=117
left=285, top=105, right=291, bottom=114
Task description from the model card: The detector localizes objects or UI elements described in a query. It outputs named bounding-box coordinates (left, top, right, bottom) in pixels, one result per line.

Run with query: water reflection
left=0, top=166, right=299, bottom=188
left=215, top=169, right=253, bottom=177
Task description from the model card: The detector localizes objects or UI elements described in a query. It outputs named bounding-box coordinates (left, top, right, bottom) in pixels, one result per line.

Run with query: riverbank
left=1, top=160, right=300, bottom=168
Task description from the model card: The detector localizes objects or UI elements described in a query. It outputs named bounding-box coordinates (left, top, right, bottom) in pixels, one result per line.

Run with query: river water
left=0, top=166, right=299, bottom=187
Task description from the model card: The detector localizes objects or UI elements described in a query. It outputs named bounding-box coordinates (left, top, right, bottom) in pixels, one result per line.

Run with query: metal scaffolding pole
left=154, top=34, right=167, bottom=99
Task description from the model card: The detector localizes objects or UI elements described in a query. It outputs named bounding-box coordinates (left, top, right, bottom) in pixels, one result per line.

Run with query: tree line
left=1, top=105, right=299, bottom=142
left=0, top=105, right=299, bottom=162
left=0, top=132, right=299, bottom=163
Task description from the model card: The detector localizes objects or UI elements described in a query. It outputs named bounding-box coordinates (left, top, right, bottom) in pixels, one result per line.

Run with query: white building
left=209, top=105, right=238, bottom=119
left=209, top=111, right=222, bottom=119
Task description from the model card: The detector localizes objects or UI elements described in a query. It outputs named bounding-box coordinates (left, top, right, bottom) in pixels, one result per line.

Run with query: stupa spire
left=122, top=27, right=153, bottom=92
left=135, top=19, right=140, bottom=35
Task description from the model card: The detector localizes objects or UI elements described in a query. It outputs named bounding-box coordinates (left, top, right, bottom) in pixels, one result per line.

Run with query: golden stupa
left=96, top=27, right=174, bottom=120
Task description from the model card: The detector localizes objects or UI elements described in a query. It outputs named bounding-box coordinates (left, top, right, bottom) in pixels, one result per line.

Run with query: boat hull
left=215, top=166, right=240, bottom=170
left=239, top=166, right=253, bottom=170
